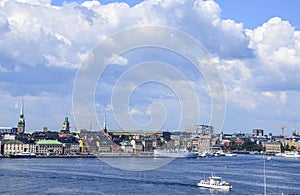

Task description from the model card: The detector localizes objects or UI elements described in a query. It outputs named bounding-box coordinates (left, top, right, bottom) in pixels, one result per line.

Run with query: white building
left=23, top=141, right=36, bottom=153
left=3, top=134, right=16, bottom=140
left=131, top=140, right=143, bottom=152
left=36, top=140, right=63, bottom=155
left=120, top=141, right=133, bottom=153
left=0, top=127, right=17, bottom=134
left=185, top=125, right=214, bottom=135
left=1, top=140, right=23, bottom=155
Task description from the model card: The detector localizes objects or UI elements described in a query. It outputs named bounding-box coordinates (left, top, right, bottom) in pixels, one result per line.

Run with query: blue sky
left=51, top=0, right=143, bottom=6
left=0, top=0, right=300, bottom=135
left=215, top=0, right=300, bottom=30
left=51, top=0, right=300, bottom=29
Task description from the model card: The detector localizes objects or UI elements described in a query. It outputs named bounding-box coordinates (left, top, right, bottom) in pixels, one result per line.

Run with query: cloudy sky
left=0, top=0, right=299, bottom=135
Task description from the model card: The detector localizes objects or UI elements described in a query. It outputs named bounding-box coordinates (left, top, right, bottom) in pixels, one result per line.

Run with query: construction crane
left=75, top=121, right=98, bottom=131
left=281, top=125, right=286, bottom=136
left=69, top=126, right=78, bottom=132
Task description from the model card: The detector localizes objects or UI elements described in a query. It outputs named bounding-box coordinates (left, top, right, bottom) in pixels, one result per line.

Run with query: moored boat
left=10, top=152, right=36, bottom=158
left=275, top=153, right=285, bottom=157
left=216, top=150, right=225, bottom=156
left=284, top=152, right=300, bottom=158
left=153, top=149, right=198, bottom=158
left=198, top=174, right=232, bottom=190
left=225, top=153, right=237, bottom=157
left=198, top=151, right=213, bottom=158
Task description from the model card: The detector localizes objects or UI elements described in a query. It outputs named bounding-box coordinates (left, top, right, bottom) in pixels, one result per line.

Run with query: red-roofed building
left=235, top=139, right=244, bottom=145
left=222, top=140, right=232, bottom=147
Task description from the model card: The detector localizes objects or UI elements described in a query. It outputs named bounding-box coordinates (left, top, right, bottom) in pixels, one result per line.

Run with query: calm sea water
left=0, top=155, right=299, bottom=194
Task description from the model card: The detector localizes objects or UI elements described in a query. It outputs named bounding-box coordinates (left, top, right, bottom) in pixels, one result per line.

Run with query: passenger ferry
left=198, top=174, right=232, bottom=190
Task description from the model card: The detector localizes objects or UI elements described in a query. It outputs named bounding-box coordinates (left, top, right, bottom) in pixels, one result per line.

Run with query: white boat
left=10, top=152, right=36, bottom=158
left=225, top=153, right=237, bottom=157
left=153, top=149, right=198, bottom=158
left=214, top=153, right=220, bottom=157
left=198, top=174, right=232, bottom=190
left=199, top=151, right=213, bottom=158
left=216, top=150, right=225, bottom=156
left=275, top=153, right=285, bottom=157
left=284, top=152, right=300, bottom=158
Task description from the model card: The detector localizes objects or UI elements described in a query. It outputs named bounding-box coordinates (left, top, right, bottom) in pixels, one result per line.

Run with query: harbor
left=1, top=99, right=300, bottom=160
left=0, top=0, right=299, bottom=194
left=0, top=154, right=299, bottom=194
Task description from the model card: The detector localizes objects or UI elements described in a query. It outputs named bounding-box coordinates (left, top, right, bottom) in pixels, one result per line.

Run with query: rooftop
left=1, top=140, right=23, bottom=144
left=36, top=140, right=62, bottom=145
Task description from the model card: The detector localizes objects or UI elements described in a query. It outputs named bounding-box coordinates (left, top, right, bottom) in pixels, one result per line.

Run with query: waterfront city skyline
left=0, top=0, right=300, bottom=135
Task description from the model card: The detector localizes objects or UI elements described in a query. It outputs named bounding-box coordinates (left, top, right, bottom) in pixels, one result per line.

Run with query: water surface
left=0, top=155, right=299, bottom=194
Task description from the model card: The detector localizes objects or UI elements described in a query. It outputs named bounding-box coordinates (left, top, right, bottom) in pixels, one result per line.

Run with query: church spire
left=103, top=113, right=107, bottom=133
left=17, top=97, right=25, bottom=134
left=20, top=97, right=24, bottom=117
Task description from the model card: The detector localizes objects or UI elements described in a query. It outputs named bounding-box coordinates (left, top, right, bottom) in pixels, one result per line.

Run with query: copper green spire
left=17, top=97, right=25, bottom=134
left=103, top=113, right=107, bottom=133
left=62, top=115, right=70, bottom=133
left=20, top=97, right=24, bottom=118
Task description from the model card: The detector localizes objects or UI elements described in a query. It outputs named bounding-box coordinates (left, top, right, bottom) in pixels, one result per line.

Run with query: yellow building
left=286, top=141, right=297, bottom=149
left=78, top=139, right=84, bottom=152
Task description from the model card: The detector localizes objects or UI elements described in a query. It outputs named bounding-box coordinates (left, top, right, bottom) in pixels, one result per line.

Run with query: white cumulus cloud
left=0, top=0, right=299, bottom=132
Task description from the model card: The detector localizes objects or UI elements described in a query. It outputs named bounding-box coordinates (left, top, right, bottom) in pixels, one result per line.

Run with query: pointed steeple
left=103, top=113, right=107, bottom=133
left=20, top=97, right=24, bottom=117
left=17, top=98, right=25, bottom=134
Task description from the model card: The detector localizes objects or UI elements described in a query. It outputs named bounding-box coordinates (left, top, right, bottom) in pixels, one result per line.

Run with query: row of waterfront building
left=1, top=124, right=300, bottom=156
left=1, top=100, right=300, bottom=156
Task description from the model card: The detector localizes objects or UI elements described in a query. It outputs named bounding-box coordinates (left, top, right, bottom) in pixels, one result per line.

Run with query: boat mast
left=263, top=155, right=267, bottom=195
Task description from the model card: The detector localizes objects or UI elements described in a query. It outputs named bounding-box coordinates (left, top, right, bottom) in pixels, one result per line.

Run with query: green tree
left=291, top=145, right=296, bottom=151
left=228, top=139, right=264, bottom=152
left=284, top=144, right=290, bottom=151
